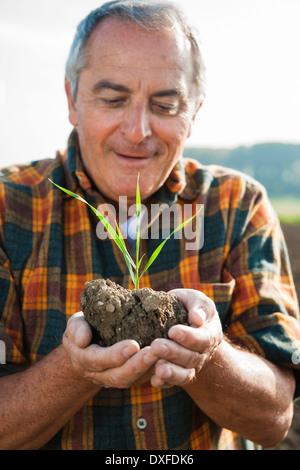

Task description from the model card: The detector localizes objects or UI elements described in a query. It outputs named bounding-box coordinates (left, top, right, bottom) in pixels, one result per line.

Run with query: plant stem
left=135, top=174, right=141, bottom=289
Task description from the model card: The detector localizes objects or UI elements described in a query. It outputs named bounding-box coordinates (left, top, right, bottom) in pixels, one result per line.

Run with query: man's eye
left=152, top=103, right=179, bottom=115
left=101, top=97, right=126, bottom=106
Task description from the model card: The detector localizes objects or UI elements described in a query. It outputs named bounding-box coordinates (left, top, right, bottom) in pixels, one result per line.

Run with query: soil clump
left=80, top=278, right=188, bottom=348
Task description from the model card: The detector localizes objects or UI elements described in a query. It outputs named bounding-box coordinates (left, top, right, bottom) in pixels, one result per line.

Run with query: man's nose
left=120, top=103, right=152, bottom=144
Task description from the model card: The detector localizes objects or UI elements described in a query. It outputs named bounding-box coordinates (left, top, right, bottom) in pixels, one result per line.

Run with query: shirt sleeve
left=224, top=182, right=300, bottom=398
left=0, top=217, right=29, bottom=377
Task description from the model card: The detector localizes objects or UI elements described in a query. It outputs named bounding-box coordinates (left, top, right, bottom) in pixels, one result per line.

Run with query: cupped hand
left=62, top=312, right=158, bottom=388
left=149, top=288, right=223, bottom=388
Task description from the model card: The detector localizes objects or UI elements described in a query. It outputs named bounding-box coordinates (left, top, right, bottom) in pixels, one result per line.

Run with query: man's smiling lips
left=113, top=151, right=152, bottom=164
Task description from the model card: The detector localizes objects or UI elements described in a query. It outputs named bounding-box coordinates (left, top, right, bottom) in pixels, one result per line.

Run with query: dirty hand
left=62, top=312, right=158, bottom=388
left=149, top=289, right=223, bottom=388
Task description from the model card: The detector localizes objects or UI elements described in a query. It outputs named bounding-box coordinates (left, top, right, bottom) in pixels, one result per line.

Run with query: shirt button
left=136, top=417, right=147, bottom=430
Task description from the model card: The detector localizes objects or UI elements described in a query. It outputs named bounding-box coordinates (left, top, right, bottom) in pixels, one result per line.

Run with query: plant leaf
left=135, top=173, right=141, bottom=289
left=115, top=220, right=128, bottom=253
left=140, top=206, right=202, bottom=278
left=137, top=253, right=146, bottom=270
left=49, top=179, right=136, bottom=269
left=116, top=221, right=136, bottom=285
left=136, top=173, right=141, bottom=218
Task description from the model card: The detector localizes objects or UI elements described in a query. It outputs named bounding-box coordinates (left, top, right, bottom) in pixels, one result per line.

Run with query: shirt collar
left=64, top=128, right=92, bottom=193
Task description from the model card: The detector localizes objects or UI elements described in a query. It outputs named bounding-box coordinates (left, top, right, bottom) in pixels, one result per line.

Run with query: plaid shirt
left=0, top=129, right=299, bottom=450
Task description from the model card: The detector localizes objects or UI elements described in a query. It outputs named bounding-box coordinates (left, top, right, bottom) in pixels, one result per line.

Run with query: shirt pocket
left=167, top=269, right=236, bottom=325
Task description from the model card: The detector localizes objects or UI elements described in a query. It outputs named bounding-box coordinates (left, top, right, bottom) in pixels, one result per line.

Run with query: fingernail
left=169, top=328, right=185, bottom=342
left=75, top=325, right=86, bottom=347
left=198, top=308, right=207, bottom=323
left=123, top=344, right=138, bottom=359
left=143, top=352, right=156, bottom=365
left=161, top=344, right=169, bottom=357
left=161, top=365, right=172, bottom=379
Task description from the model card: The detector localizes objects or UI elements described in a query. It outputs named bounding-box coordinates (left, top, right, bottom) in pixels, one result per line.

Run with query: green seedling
left=49, top=175, right=201, bottom=289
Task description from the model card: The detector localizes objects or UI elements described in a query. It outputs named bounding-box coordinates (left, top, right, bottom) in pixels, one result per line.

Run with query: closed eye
left=151, top=102, right=179, bottom=115
left=101, top=97, right=127, bottom=107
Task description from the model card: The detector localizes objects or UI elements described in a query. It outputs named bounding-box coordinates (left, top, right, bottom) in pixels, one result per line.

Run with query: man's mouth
left=115, top=152, right=149, bottom=159
left=114, top=151, right=151, bottom=162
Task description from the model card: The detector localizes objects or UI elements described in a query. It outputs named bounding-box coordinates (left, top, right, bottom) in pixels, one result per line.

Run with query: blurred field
left=271, top=197, right=300, bottom=225
left=272, top=221, right=300, bottom=450
left=281, top=222, right=300, bottom=303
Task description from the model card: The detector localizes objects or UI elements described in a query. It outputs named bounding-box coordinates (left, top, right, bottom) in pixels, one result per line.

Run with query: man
left=0, top=0, right=299, bottom=450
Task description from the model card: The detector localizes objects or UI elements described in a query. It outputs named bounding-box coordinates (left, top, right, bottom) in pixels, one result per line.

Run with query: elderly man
left=0, top=0, right=299, bottom=450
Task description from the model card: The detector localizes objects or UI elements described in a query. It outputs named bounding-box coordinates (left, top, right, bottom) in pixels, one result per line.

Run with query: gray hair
left=65, top=0, right=206, bottom=106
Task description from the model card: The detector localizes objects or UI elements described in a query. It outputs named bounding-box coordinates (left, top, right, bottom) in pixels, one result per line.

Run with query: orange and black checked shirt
left=0, top=129, right=300, bottom=450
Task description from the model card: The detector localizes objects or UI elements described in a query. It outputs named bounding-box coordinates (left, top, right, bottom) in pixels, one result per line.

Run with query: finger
left=168, top=323, right=213, bottom=353
left=99, top=347, right=158, bottom=388
left=169, top=288, right=216, bottom=324
left=188, top=308, right=207, bottom=327
left=150, top=338, right=205, bottom=369
left=77, top=339, right=141, bottom=372
left=151, top=360, right=196, bottom=388
left=65, top=312, right=93, bottom=349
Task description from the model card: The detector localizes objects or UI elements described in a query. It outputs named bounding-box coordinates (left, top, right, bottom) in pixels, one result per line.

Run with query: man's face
left=66, top=17, right=200, bottom=205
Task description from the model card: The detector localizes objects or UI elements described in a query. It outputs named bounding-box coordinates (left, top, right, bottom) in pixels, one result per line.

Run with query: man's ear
left=187, top=101, right=203, bottom=138
left=65, top=78, right=78, bottom=127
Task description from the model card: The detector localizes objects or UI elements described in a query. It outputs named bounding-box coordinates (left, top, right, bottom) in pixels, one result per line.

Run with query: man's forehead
left=85, top=16, right=192, bottom=70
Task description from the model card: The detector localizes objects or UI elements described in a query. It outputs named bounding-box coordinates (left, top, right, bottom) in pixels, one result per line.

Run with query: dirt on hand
left=80, top=278, right=188, bottom=348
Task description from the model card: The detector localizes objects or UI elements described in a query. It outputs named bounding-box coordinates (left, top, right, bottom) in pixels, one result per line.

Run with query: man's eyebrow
left=151, top=88, right=183, bottom=98
left=92, top=80, right=131, bottom=94
left=92, top=80, right=184, bottom=99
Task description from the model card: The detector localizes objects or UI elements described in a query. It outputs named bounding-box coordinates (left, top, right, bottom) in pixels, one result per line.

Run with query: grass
left=270, top=197, right=300, bottom=225
left=278, top=214, right=300, bottom=225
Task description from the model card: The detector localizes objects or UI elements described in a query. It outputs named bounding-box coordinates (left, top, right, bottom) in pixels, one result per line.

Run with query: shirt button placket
left=136, top=417, right=147, bottom=430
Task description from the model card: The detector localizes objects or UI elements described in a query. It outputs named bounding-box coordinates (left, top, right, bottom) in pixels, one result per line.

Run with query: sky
left=0, top=0, right=300, bottom=167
